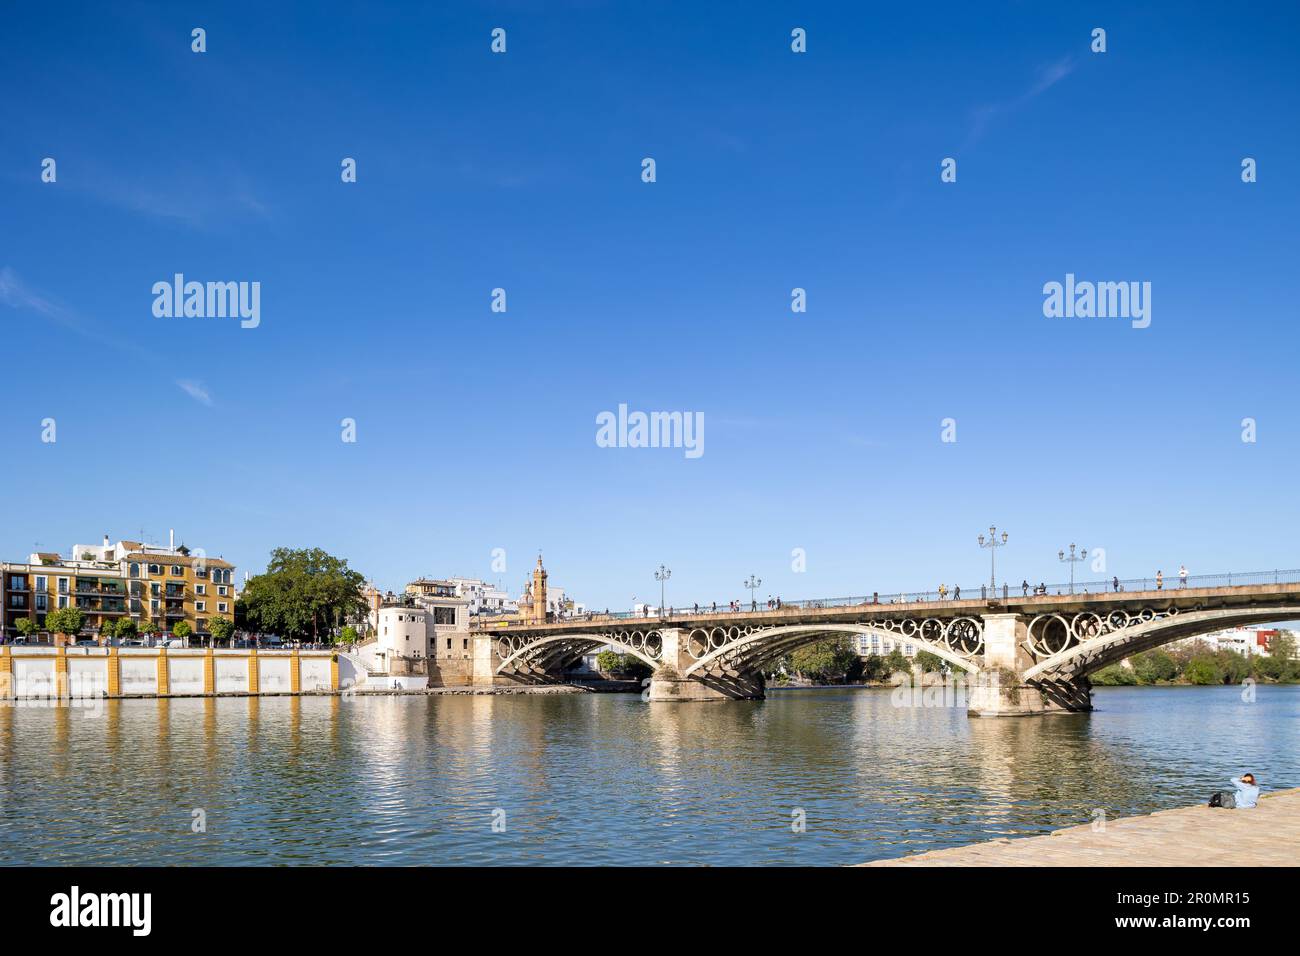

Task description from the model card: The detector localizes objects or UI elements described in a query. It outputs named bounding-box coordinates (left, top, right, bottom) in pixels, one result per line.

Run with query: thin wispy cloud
left=964, top=56, right=1077, bottom=149
left=176, top=380, right=214, bottom=406
left=1, top=265, right=161, bottom=366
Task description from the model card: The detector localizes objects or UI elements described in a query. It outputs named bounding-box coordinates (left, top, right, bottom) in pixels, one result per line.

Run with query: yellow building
left=2, top=534, right=235, bottom=644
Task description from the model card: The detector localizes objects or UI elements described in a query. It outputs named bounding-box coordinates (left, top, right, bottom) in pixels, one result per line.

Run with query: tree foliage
left=45, top=607, right=86, bottom=637
left=914, top=650, right=946, bottom=673
left=790, top=638, right=864, bottom=683
left=209, top=618, right=234, bottom=644
left=240, top=547, right=367, bottom=641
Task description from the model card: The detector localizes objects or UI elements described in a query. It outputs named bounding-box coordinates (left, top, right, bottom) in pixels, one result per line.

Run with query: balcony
left=165, top=607, right=186, bottom=617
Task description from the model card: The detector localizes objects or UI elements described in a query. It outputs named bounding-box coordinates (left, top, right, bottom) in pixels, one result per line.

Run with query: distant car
left=74, top=638, right=97, bottom=647
left=121, top=639, right=144, bottom=647
left=162, top=638, right=186, bottom=649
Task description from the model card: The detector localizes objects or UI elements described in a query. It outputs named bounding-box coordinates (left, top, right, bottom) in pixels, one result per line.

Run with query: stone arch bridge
left=476, top=578, right=1300, bottom=715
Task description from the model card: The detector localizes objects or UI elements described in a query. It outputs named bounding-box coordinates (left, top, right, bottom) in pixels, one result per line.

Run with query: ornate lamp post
left=978, top=526, right=1008, bottom=595
left=654, top=565, right=671, bottom=616
left=1059, top=544, right=1087, bottom=594
left=744, top=574, right=762, bottom=608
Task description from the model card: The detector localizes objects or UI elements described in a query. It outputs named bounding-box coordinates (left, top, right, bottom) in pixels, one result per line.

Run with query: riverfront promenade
left=863, top=787, right=1300, bottom=866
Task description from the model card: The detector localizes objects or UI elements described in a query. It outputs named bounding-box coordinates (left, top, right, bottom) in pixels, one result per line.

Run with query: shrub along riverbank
left=1092, top=633, right=1300, bottom=686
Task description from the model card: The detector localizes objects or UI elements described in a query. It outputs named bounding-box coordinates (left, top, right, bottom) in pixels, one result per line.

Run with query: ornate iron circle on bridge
left=943, top=617, right=983, bottom=655
left=1027, top=613, right=1073, bottom=656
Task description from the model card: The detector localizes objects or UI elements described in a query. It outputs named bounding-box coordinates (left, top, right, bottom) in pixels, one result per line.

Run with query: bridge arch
left=682, top=622, right=980, bottom=679
left=1023, top=606, right=1300, bottom=682
left=495, top=631, right=662, bottom=677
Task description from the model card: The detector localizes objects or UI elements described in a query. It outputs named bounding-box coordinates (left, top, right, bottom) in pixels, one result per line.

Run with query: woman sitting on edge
left=1209, top=773, right=1259, bottom=809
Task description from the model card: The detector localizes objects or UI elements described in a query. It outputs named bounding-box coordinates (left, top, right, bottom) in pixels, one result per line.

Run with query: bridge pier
left=646, top=628, right=765, bottom=701
left=968, top=612, right=1091, bottom=716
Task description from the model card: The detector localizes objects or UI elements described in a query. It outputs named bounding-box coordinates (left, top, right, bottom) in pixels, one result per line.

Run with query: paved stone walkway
left=863, top=787, right=1300, bottom=866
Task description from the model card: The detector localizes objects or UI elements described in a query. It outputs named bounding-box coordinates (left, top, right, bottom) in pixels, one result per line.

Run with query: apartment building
left=1, top=533, right=235, bottom=643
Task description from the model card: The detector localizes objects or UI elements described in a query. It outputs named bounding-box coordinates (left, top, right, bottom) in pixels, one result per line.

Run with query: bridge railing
left=472, top=569, right=1300, bottom=628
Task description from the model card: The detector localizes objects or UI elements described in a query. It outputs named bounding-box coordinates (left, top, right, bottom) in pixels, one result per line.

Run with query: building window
left=57, top=578, right=69, bottom=594
left=434, top=607, right=456, bottom=625
left=218, top=603, right=227, bottom=613
left=35, top=594, right=47, bottom=611
left=218, top=586, right=228, bottom=596
left=34, top=576, right=46, bottom=591
left=129, top=563, right=140, bottom=578
left=196, top=584, right=206, bottom=595
left=151, top=600, right=159, bottom=612
left=58, top=595, right=68, bottom=609
left=171, top=566, right=183, bottom=576
left=149, top=564, right=161, bottom=575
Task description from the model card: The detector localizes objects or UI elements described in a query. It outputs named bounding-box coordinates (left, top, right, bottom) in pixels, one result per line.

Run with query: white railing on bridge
left=473, top=568, right=1300, bottom=628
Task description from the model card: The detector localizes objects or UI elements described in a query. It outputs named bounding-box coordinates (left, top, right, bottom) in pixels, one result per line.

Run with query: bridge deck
left=860, top=787, right=1300, bottom=867
left=476, top=580, right=1300, bottom=635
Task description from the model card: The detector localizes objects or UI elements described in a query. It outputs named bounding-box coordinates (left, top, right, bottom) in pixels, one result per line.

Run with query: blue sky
left=2, top=2, right=1298, bottom=607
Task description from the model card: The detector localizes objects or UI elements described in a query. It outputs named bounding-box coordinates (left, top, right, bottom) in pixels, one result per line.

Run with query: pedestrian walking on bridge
left=1156, top=570, right=1164, bottom=590
left=1179, top=565, right=1188, bottom=588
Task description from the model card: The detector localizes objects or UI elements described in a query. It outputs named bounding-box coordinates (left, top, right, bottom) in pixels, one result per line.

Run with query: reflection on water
left=1, top=686, right=1296, bottom=865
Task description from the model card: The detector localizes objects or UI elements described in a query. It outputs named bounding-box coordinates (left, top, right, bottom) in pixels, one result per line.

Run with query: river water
left=1, top=685, right=1296, bottom=866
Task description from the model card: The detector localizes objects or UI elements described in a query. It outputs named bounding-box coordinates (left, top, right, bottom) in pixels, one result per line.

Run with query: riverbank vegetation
left=1093, top=633, right=1300, bottom=686
left=238, top=547, right=367, bottom=643
left=765, top=638, right=914, bottom=685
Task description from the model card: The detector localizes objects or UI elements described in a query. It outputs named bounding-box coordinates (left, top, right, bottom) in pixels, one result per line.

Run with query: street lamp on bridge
left=1059, top=544, right=1088, bottom=594
left=978, top=525, right=1008, bottom=595
left=654, top=565, right=671, bottom=616
left=744, top=574, right=762, bottom=608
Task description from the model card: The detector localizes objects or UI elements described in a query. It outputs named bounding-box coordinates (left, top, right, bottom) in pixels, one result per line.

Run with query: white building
left=375, top=605, right=430, bottom=670
left=447, top=577, right=516, bottom=617
left=853, top=633, right=916, bottom=658
left=1172, top=626, right=1291, bottom=658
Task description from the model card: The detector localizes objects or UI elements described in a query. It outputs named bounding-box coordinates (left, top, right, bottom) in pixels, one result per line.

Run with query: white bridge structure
left=478, top=571, right=1300, bottom=715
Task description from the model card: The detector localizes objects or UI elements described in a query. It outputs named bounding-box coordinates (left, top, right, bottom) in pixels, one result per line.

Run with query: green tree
left=1184, top=655, right=1222, bottom=685
left=114, top=618, right=138, bottom=642
left=99, top=618, right=118, bottom=642
left=338, top=625, right=358, bottom=646
left=859, top=653, right=889, bottom=683
left=1092, top=663, right=1137, bottom=685
left=240, top=547, right=367, bottom=642
left=790, top=638, right=865, bottom=683
left=914, top=650, right=946, bottom=673
left=1132, top=649, right=1178, bottom=684
left=45, top=607, right=86, bottom=640
left=882, top=648, right=911, bottom=677
left=209, top=618, right=234, bottom=646
left=790, top=642, right=838, bottom=681
left=172, top=620, right=193, bottom=644
left=1214, top=648, right=1250, bottom=685
left=14, top=617, right=38, bottom=641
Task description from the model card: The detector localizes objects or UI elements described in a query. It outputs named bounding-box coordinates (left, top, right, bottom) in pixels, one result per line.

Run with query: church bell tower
left=531, top=553, right=549, bottom=624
